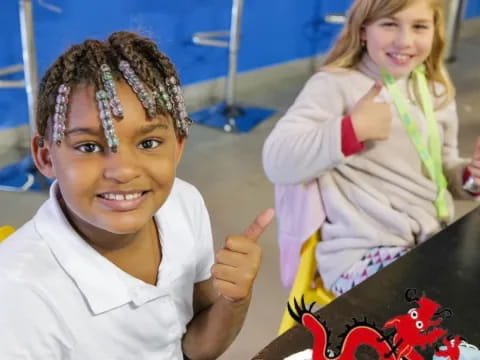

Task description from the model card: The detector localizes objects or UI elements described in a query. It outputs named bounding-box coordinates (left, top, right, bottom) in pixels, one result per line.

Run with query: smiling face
left=33, top=81, right=184, bottom=240
left=362, top=0, right=435, bottom=77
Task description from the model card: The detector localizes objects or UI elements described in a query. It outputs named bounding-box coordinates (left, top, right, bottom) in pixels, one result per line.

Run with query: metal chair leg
left=190, top=0, right=275, bottom=133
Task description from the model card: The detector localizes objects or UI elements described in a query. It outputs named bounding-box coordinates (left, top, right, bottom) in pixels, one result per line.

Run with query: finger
left=242, top=208, right=275, bottom=243
left=211, top=263, right=238, bottom=284
left=211, top=264, right=258, bottom=287
left=216, top=248, right=250, bottom=267
left=224, top=236, right=261, bottom=254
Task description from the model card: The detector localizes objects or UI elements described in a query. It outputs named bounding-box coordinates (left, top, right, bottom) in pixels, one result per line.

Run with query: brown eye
left=381, top=22, right=397, bottom=27
left=77, top=143, right=102, bottom=153
left=138, top=139, right=161, bottom=149
left=414, top=24, right=429, bottom=30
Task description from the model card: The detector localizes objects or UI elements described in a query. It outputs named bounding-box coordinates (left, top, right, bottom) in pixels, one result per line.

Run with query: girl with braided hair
left=0, top=31, right=274, bottom=359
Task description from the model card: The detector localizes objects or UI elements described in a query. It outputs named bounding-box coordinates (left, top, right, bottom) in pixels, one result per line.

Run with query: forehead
left=67, top=82, right=172, bottom=130
left=387, top=1, right=434, bottom=20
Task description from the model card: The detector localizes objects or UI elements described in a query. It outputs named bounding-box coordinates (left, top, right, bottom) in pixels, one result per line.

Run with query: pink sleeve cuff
left=341, top=115, right=365, bottom=156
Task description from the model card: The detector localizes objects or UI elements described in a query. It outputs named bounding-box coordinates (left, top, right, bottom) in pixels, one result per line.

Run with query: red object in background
left=287, top=289, right=461, bottom=360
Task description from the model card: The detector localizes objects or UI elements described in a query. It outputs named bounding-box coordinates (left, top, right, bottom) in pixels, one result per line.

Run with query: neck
left=99, top=219, right=161, bottom=285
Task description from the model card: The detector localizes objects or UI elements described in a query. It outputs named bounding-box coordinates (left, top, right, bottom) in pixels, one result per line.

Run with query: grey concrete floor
left=1, top=34, right=480, bottom=359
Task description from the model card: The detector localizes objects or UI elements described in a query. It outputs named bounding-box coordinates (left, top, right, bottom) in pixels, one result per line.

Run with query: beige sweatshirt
left=263, top=55, right=475, bottom=289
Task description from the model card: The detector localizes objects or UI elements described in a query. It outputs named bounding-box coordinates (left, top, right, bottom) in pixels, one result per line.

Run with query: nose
left=394, top=27, right=414, bottom=48
left=103, top=147, right=140, bottom=183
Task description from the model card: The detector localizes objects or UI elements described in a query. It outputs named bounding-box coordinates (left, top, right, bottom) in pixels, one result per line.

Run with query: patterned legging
left=331, top=246, right=410, bottom=296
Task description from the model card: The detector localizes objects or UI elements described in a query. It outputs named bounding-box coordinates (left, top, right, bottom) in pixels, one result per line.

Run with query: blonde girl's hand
left=351, top=81, right=393, bottom=142
left=211, top=209, right=274, bottom=303
left=467, top=136, right=480, bottom=185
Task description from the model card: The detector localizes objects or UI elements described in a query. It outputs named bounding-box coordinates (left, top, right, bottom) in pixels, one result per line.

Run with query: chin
left=97, top=215, right=153, bottom=235
left=105, top=225, right=143, bottom=235
left=385, top=65, right=415, bottom=78
left=386, top=61, right=422, bottom=78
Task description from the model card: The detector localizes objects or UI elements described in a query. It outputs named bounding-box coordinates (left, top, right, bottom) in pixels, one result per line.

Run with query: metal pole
left=19, top=0, right=38, bottom=135
left=445, top=0, right=466, bottom=62
left=226, top=0, right=243, bottom=108
left=220, top=0, right=245, bottom=131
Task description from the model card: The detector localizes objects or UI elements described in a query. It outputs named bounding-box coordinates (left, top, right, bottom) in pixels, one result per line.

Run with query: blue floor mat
left=190, top=102, right=276, bottom=134
left=0, top=155, right=52, bottom=192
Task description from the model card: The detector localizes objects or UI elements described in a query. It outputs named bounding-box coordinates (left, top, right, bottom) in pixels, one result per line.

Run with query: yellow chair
left=278, top=231, right=335, bottom=335
left=0, top=225, right=15, bottom=243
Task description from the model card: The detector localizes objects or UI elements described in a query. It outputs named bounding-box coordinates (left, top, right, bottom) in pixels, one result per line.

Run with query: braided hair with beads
left=36, top=31, right=192, bottom=152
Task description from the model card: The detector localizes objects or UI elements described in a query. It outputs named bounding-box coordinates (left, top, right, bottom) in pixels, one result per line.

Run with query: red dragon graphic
left=287, top=289, right=461, bottom=360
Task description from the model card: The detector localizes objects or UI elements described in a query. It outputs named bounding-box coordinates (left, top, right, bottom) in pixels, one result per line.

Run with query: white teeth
left=101, top=192, right=142, bottom=201
left=390, top=53, right=410, bottom=61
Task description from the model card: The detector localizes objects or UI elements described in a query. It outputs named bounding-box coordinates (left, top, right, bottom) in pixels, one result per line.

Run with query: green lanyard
left=382, top=66, right=448, bottom=221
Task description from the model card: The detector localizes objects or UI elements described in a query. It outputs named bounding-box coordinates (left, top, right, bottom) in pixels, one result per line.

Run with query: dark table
left=253, top=206, right=480, bottom=359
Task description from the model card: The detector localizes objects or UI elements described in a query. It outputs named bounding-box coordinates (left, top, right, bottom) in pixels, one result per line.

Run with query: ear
left=175, top=136, right=185, bottom=167
left=31, top=135, right=56, bottom=179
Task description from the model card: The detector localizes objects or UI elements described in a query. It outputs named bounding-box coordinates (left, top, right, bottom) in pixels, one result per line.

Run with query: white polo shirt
left=0, top=178, right=214, bottom=359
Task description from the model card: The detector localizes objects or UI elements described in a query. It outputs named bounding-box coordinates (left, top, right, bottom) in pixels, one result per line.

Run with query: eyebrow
left=64, top=127, right=103, bottom=137
left=64, top=123, right=169, bottom=138
left=137, top=123, right=169, bottom=135
left=387, top=16, right=433, bottom=23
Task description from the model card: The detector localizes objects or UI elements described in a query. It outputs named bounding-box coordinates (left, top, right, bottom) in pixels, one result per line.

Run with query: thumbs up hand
left=466, top=136, right=480, bottom=189
left=211, top=208, right=274, bottom=303
left=351, top=81, right=393, bottom=142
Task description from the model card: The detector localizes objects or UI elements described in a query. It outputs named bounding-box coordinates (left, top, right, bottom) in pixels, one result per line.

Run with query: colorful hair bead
left=118, top=60, right=155, bottom=118
left=96, top=90, right=119, bottom=152
left=171, top=83, right=191, bottom=136
left=153, top=84, right=173, bottom=112
left=153, top=80, right=191, bottom=136
left=52, top=84, right=71, bottom=144
left=100, top=63, right=124, bottom=118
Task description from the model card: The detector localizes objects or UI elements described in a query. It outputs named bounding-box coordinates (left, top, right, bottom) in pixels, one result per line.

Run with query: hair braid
left=82, top=40, right=107, bottom=90
left=36, top=57, right=65, bottom=137
left=36, top=31, right=189, bottom=142
left=137, top=37, right=186, bottom=132
left=36, top=44, right=88, bottom=138
left=109, top=32, right=186, bottom=133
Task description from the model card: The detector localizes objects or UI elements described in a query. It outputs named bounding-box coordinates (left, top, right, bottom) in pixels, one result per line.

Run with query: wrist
left=218, top=293, right=252, bottom=308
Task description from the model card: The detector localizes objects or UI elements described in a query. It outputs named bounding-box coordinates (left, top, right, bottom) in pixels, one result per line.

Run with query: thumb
left=362, top=80, right=383, bottom=101
left=242, top=208, right=275, bottom=243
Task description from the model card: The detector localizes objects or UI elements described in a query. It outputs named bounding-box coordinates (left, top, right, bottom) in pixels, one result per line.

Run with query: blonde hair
left=323, top=0, right=454, bottom=108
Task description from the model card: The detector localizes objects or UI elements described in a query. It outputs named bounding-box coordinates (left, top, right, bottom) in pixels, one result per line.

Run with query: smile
left=99, top=192, right=144, bottom=201
left=96, top=191, right=149, bottom=211
left=387, top=52, right=414, bottom=65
